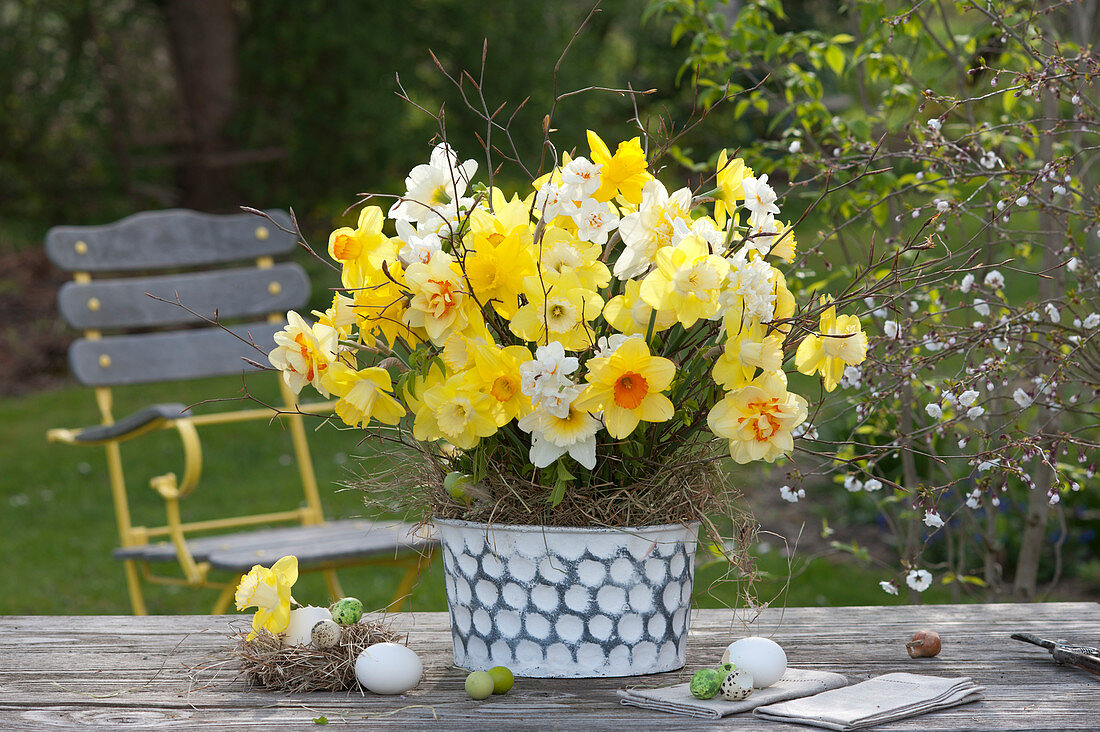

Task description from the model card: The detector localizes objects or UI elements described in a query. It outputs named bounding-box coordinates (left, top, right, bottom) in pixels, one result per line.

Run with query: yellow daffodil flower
left=235, top=555, right=298, bottom=640
left=795, top=297, right=869, bottom=392
left=714, top=150, right=753, bottom=229
left=465, top=195, right=537, bottom=319
left=707, top=371, right=808, bottom=464
left=413, top=373, right=498, bottom=449
left=603, top=278, right=678, bottom=336
left=574, top=338, right=676, bottom=438
left=313, top=292, right=360, bottom=343
left=470, top=341, right=533, bottom=425
left=403, top=252, right=470, bottom=345
left=268, top=311, right=339, bottom=396
left=640, top=234, right=730, bottom=327
left=713, top=319, right=785, bottom=389
left=352, top=261, right=424, bottom=350
left=510, top=270, right=603, bottom=351
left=328, top=206, right=399, bottom=289
left=538, top=227, right=611, bottom=292
left=586, top=130, right=651, bottom=205
left=321, top=362, right=405, bottom=428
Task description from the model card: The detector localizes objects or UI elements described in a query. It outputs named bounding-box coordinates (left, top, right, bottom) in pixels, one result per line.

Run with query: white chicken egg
left=282, top=606, right=333, bottom=647
left=721, top=637, right=787, bottom=688
left=355, top=642, right=423, bottom=694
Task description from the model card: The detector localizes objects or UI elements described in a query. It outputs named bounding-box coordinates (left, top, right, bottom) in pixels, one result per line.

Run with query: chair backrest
left=46, top=209, right=308, bottom=385
left=45, top=208, right=330, bottom=550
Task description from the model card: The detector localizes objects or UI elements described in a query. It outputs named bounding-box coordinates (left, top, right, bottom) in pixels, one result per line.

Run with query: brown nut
left=906, top=629, right=942, bottom=658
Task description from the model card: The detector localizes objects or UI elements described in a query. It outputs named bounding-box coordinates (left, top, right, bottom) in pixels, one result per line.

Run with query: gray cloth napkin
left=617, top=667, right=849, bottom=719
left=753, top=672, right=984, bottom=730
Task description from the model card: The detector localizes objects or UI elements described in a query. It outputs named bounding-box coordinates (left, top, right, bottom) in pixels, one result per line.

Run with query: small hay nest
left=233, top=620, right=403, bottom=693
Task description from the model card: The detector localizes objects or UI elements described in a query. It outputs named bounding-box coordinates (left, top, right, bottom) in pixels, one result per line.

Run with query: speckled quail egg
left=721, top=668, right=754, bottom=701
left=330, top=597, right=364, bottom=626
left=310, top=619, right=341, bottom=649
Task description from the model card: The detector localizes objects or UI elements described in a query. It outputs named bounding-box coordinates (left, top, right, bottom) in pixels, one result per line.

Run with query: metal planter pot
left=435, top=518, right=699, bottom=678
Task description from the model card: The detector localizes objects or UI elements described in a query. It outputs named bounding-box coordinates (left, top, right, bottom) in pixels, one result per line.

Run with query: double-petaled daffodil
left=713, top=150, right=753, bottom=229
left=268, top=311, right=339, bottom=396
left=321, top=362, right=405, bottom=428
left=713, top=319, right=785, bottom=389
left=574, top=338, right=676, bottom=439
left=235, top=555, right=298, bottom=640
left=413, top=373, right=498, bottom=449
left=795, top=297, right=869, bottom=391
left=614, top=179, right=694, bottom=279
left=707, top=371, right=808, bottom=464
left=328, top=206, right=399, bottom=290
left=389, top=143, right=478, bottom=229
left=465, top=192, right=537, bottom=319
left=352, top=261, right=424, bottom=349
left=313, top=292, right=359, bottom=342
left=470, top=342, right=533, bottom=425
left=403, top=252, right=470, bottom=344
left=722, top=248, right=779, bottom=324
left=510, top=271, right=603, bottom=351
left=603, top=278, right=677, bottom=336
left=586, top=131, right=651, bottom=205
left=517, top=402, right=601, bottom=469
left=640, top=234, right=730, bottom=327
left=740, top=174, right=780, bottom=218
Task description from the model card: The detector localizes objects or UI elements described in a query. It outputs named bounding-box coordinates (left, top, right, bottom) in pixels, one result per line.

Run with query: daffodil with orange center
left=320, top=362, right=405, bottom=428
left=713, top=150, right=753, bottom=229
left=586, top=130, right=651, bottom=205
left=707, top=371, right=808, bottom=464
left=268, top=311, right=338, bottom=396
left=403, top=252, right=469, bottom=345
left=234, top=555, right=298, bottom=640
left=574, top=338, right=676, bottom=439
left=795, top=297, right=869, bottom=392
left=328, top=206, right=399, bottom=289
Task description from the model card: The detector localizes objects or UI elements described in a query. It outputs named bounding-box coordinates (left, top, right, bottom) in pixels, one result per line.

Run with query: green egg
left=690, top=668, right=724, bottom=699
left=330, top=597, right=364, bottom=626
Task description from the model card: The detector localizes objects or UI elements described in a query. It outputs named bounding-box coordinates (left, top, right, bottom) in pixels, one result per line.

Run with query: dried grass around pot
left=233, top=619, right=403, bottom=693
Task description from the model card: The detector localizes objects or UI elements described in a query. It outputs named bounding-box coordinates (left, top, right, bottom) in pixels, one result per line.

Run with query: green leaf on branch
left=825, top=45, right=845, bottom=76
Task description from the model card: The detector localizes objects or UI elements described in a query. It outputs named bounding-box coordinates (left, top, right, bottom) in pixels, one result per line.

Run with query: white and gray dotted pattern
left=436, top=519, right=699, bottom=678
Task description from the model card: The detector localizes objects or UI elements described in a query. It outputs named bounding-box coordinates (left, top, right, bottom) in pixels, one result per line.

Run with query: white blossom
left=883, top=320, right=900, bottom=339
left=935, top=199, right=950, bottom=213
left=1083, top=313, right=1100, bottom=329
left=780, top=485, right=806, bottom=503
left=879, top=581, right=899, bottom=596
left=906, top=569, right=933, bottom=592
left=958, top=390, right=980, bottom=407
left=973, top=299, right=990, bottom=317
left=967, top=406, right=986, bottom=419
left=1045, top=303, right=1061, bottom=323
left=741, top=174, right=781, bottom=217
left=788, top=140, right=802, bottom=153
left=560, top=156, right=603, bottom=200
left=960, top=273, right=975, bottom=293
left=979, top=150, right=1000, bottom=169
left=983, top=270, right=1005, bottom=289
left=923, top=510, right=944, bottom=528
left=965, top=490, right=982, bottom=509
left=1012, top=388, right=1033, bottom=408
left=840, top=366, right=862, bottom=389
left=1016, top=195, right=1029, bottom=207
left=389, top=143, right=478, bottom=227
left=1072, top=94, right=1081, bottom=105
left=572, top=199, right=619, bottom=246
left=1066, top=257, right=1079, bottom=273
left=1048, top=492, right=1060, bottom=506
left=844, top=475, right=863, bottom=492
left=925, top=403, right=943, bottom=419
left=1053, top=184, right=1067, bottom=196
left=927, top=118, right=942, bottom=132
left=863, top=478, right=883, bottom=492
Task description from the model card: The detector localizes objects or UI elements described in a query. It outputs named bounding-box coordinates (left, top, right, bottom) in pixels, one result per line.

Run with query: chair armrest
left=47, top=403, right=191, bottom=446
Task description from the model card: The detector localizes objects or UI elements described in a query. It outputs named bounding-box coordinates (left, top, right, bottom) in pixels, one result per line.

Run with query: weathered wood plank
left=68, top=322, right=280, bottom=386
left=45, top=209, right=297, bottom=273
left=57, top=263, right=309, bottom=330
left=0, top=604, right=1096, bottom=730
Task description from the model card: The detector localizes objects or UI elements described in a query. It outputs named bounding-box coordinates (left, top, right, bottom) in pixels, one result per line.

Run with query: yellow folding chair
left=44, top=209, right=433, bottom=615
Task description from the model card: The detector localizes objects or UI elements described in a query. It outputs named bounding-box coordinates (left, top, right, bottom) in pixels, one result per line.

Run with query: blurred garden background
left=2, top=0, right=1098, bottom=615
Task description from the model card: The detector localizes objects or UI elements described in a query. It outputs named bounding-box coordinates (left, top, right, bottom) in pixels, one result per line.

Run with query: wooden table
left=1, top=603, right=1096, bottom=730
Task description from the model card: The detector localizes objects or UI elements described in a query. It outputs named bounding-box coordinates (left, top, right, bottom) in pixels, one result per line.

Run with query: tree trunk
left=163, top=0, right=238, bottom=211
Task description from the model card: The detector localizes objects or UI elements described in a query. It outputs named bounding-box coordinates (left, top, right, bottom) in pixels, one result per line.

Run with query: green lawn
left=2, top=374, right=949, bottom=616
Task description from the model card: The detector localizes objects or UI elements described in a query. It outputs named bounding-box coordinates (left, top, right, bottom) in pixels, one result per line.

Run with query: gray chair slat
left=46, top=209, right=298, bottom=272
left=73, top=403, right=190, bottom=444
left=112, top=519, right=435, bottom=570
left=69, top=321, right=283, bottom=386
left=57, top=263, right=310, bottom=330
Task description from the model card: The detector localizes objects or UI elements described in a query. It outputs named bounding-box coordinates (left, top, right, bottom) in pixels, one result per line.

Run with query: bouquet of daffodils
left=269, top=131, right=867, bottom=525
